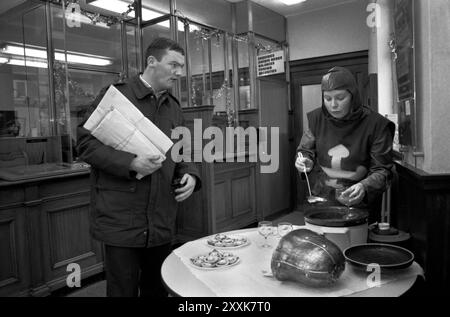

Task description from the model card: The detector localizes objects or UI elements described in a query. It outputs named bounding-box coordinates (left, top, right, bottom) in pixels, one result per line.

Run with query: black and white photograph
left=0, top=0, right=449, bottom=306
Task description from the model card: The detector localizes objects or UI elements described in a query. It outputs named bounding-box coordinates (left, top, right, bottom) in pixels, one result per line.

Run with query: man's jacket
left=77, top=75, right=201, bottom=247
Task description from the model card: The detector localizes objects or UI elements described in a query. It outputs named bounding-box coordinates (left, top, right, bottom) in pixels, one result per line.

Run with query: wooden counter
left=392, top=160, right=450, bottom=294
left=0, top=167, right=104, bottom=297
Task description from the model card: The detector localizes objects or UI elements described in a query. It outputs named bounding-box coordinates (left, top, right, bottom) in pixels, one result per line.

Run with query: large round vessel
left=271, top=229, right=345, bottom=287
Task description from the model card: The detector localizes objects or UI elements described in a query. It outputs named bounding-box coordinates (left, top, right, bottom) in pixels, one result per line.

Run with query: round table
left=162, top=228, right=422, bottom=297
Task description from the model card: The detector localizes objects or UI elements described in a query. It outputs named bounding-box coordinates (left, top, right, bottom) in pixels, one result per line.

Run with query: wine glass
left=258, top=221, right=273, bottom=248
left=335, top=187, right=351, bottom=212
left=277, top=222, right=293, bottom=238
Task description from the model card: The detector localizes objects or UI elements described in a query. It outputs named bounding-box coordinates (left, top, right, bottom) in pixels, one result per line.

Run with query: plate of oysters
left=206, top=233, right=250, bottom=249
left=190, top=249, right=240, bottom=270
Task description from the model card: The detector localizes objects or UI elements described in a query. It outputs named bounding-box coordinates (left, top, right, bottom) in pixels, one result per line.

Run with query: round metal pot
left=304, top=206, right=369, bottom=251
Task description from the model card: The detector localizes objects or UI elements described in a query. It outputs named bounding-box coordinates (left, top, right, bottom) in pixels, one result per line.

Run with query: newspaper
left=83, top=85, right=174, bottom=179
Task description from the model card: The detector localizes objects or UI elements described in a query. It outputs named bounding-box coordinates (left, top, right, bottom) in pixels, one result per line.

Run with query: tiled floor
left=64, top=210, right=304, bottom=297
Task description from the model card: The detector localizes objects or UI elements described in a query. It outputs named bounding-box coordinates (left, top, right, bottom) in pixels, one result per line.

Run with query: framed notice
left=257, top=50, right=285, bottom=77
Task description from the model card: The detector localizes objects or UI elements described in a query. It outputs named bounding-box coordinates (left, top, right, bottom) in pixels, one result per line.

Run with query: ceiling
left=0, top=0, right=355, bottom=18
left=0, top=0, right=26, bottom=16
left=225, top=0, right=357, bottom=17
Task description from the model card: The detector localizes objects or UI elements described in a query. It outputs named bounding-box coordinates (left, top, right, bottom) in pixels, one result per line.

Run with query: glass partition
left=0, top=1, right=131, bottom=176
left=236, top=36, right=251, bottom=110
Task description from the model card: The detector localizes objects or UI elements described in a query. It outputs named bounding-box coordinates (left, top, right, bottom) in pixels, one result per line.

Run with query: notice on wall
left=257, top=50, right=285, bottom=77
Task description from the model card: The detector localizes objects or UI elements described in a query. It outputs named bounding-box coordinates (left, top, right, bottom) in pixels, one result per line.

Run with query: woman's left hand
left=345, top=183, right=366, bottom=206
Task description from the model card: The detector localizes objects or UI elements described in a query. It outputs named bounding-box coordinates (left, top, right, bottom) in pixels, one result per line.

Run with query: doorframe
left=288, top=50, right=369, bottom=211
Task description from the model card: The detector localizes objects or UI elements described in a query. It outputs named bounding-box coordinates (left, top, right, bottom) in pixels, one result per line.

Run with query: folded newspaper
left=83, top=85, right=174, bottom=179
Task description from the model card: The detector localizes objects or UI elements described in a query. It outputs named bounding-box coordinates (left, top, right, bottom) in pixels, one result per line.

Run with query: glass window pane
left=66, top=69, right=119, bottom=161
left=126, top=23, right=139, bottom=77
left=0, top=4, right=49, bottom=139
left=178, top=21, right=188, bottom=107
left=142, top=20, right=171, bottom=55
left=188, top=26, right=212, bottom=106
left=55, top=9, right=123, bottom=73
left=237, top=36, right=250, bottom=110
left=210, top=32, right=227, bottom=113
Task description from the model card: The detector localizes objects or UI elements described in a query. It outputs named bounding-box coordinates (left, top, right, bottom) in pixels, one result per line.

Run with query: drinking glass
left=335, top=187, right=351, bottom=211
left=258, top=221, right=273, bottom=248
left=277, top=222, right=293, bottom=238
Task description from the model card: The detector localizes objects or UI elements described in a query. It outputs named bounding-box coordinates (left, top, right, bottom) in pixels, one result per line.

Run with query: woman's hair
left=144, top=37, right=185, bottom=66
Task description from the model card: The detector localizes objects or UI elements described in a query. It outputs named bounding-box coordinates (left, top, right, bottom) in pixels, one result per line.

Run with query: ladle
left=297, top=153, right=327, bottom=204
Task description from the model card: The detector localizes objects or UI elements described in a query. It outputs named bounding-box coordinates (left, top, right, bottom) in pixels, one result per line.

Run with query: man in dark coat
left=77, top=38, right=201, bottom=297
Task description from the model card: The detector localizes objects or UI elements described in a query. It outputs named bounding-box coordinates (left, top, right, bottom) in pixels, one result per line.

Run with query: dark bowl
left=344, top=243, right=414, bottom=270
left=304, top=206, right=369, bottom=227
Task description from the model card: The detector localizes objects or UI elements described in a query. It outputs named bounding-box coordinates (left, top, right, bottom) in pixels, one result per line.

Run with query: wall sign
left=257, top=50, right=285, bottom=77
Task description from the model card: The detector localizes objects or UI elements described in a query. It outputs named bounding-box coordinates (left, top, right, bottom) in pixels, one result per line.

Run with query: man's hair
left=144, top=37, right=184, bottom=66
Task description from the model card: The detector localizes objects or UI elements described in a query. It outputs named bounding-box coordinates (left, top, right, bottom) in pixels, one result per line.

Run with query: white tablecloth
left=173, top=227, right=424, bottom=297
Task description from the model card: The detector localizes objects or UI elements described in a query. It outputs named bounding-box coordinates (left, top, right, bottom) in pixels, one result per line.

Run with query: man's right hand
left=130, top=154, right=164, bottom=176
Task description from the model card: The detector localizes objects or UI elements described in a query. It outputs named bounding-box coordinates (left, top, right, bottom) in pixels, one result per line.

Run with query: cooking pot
left=304, top=206, right=369, bottom=251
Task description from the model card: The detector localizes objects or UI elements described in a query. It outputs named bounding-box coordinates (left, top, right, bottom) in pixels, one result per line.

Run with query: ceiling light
left=2, top=44, right=112, bottom=66
left=55, top=52, right=112, bottom=66
left=0, top=57, right=8, bottom=64
left=279, top=0, right=307, bottom=5
left=89, top=0, right=132, bottom=16
left=2, top=45, right=47, bottom=59
left=7, top=58, right=48, bottom=69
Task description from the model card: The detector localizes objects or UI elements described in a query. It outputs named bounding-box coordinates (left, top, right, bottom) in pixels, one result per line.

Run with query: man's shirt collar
left=131, top=74, right=167, bottom=99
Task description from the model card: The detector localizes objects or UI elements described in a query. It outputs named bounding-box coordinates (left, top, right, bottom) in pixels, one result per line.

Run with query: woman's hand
left=295, top=154, right=314, bottom=173
left=344, top=183, right=366, bottom=206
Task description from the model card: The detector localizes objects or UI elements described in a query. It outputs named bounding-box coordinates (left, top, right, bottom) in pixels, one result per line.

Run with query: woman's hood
left=321, top=66, right=368, bottom=124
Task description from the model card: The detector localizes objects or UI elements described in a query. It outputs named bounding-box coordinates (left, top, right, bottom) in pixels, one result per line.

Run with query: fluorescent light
left=7, top=58, right=48, bottom=68
left=2, top=45, right=47, bottom=59
left=0, top=57, right=9, bottom=64
left=55, top=52, right=112, bottom=66
left=89, top=0, right=132, bottom=16
left=2, top=44, right=112, bottom=66
left=279, top=0, right=307, bottom=5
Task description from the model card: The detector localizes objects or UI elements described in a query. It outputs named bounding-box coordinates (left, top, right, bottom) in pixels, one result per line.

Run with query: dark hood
left=321, top=66, right=368, bottom=125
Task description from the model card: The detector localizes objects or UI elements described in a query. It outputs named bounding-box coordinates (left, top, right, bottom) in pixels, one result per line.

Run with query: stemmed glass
left=277, top=222, right=293, bottom=238
left=336, top=187, right=351, bottom=212
left=258, top=221, right=273, bottom=248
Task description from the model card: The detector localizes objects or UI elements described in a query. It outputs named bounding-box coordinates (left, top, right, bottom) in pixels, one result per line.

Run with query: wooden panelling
left=0, top=172, right=103, bottom=296
left=0, top=218, right=18, bottom=286
left=214, top=162, right=257, bottom=232
left=40, top=191, right=103, bottom=292
left=0, top=207, right=29, bottom=297
left=213, top=180, right=228, bottom=222
left=46, top=204, right=92, bottom=267
left=393, top=161, right=450, bottom=294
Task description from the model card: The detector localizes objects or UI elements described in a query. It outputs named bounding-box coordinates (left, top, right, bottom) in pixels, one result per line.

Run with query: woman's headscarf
left=320, top=66, right=367, bottom=124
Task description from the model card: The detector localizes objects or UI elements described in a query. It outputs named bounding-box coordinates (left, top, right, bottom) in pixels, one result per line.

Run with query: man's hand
left=130, top=154, right=164, bottom=177
left=344, top=183, right=366, bottom=206
left=174, top=173, right=196, bottom=202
